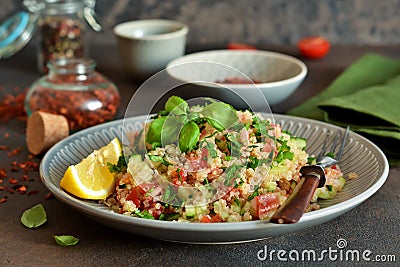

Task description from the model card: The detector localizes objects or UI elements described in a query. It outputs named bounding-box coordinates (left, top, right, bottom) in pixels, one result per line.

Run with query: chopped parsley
left=107, top=155, right=127, bottom=173
left=247, top=185, right=260, bottom=201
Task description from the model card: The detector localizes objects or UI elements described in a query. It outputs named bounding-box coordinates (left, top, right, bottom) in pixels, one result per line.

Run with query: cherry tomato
left=226, top=42, right=257, bottom=50
left=298, top=36, right=330, bottom=59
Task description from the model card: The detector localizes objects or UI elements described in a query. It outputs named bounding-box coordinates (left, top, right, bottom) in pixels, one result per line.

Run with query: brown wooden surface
left=0, top=43, right=399, bottom=266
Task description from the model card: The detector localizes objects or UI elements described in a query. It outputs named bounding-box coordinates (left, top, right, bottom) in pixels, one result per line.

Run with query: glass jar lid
left=0, top=11, right=37, bottom=59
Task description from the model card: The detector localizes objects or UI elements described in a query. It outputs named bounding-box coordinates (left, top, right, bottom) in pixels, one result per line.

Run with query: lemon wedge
left=60, top=138, right=122, bottom=199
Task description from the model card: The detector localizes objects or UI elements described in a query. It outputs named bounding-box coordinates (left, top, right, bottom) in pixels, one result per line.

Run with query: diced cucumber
left=231, top=204, right=241, bottom=213
left=264, top=181, right=277, bottom=192
left=316, top=186, right=337, bottom=200
left=185, top=204, right=209, bottom=219
left=185, top=206, right=196, bottom=218
left=127, top=154, right=154, bottom=182
left=338, top=176, right=346, bottom=191
left=241, top=201, right=252, bottom=213
left=195, top=205, right=209, bottom=215
left=288, top=137, right=307, bottom=150
left=269, top=165, right=288, bottom=175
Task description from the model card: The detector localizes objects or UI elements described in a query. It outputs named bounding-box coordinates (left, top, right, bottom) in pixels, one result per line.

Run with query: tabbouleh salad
left=103, top=96, right=346, bottom=222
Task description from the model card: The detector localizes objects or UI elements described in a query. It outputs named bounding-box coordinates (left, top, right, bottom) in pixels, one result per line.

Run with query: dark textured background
left=2, top=0, right=400, bottom=47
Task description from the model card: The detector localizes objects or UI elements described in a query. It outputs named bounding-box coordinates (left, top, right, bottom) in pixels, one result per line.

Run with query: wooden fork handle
left=270, top=174, right=320, bottom=224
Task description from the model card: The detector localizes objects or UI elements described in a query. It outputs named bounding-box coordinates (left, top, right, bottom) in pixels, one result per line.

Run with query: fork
left=270, top=126, right=350, bottom=224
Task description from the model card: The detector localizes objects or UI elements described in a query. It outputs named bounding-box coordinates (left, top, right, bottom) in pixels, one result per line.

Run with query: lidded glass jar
left=35, top=0, right=87, bottom=73
left=0, top=0, right=101, bottom=73
left=25, top=58, right=120, bottom=131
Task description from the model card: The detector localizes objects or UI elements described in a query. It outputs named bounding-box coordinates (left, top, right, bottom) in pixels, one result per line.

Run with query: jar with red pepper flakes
left=25, top=58, right=120, bottom=131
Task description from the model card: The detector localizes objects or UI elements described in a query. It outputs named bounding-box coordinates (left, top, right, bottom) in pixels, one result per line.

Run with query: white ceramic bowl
left=166, top=50, right=307, bottom=111
left=114, top=19, right=188, bottom=80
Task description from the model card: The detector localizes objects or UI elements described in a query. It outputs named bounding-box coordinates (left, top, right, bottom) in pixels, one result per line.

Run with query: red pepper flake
left=9, top=178, right=18, bottom=184
left=7, top=147, right=22, bottom=157
left=8, top=189, right=14, bottom=194
left=0, top=145, right=8, bottom=150
left=0, top=196, right=7, bottom=204
left=0, top=88, right=27, bottom=122
left=3, top=132, right=9, bottom=138
left=45, top=192, right=54, bottom=200
left=0, top=168, right=6, bottom=178
left=16, top=185, right=27, bottom=194
left=0, top=186, right=5, bottom=190
left=26, top=72, right=119, bottom=131
left=28, top=190, right=39, bottom=196
left=21, top=175, right=28, bottom=181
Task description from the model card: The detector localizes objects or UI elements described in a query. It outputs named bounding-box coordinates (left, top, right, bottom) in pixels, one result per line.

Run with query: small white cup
left=114, top=19, right=188, bottom=80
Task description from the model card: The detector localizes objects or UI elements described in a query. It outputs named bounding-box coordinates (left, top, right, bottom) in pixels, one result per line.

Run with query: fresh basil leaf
left=165, top=96, right=189, bottom=115
left=21, top=204, right=47, bottom=229
left=201, top=102, right=238, bottom=131
left=53, top=235, right=79, bottom=246
left=179, top=121, right=200, bottom=152
left=161, top=115, right=187, bottom=145
left=146, top=116, right=167, bottom=144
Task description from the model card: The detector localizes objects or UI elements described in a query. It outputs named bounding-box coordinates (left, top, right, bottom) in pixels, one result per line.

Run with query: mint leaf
left=21, top=204, right=47, bottom=229
left=146, top=116, right=167, bottom=144
left=161, top=115, right=186, bottom=145
left=53, top=235, right=79, bottom=246
left=165, top=96, right=188, bottom=115
left=179, top=121, right=200, bottom=152
left=201, top=102, right=238, bottom=131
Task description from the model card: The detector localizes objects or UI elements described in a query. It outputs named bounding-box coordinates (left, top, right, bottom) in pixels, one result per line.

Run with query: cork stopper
left=26, top=111, right=69, bottom=155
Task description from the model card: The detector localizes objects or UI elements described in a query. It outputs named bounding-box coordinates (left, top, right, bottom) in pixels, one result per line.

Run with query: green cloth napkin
left=287, top=53, right=400, bottom=166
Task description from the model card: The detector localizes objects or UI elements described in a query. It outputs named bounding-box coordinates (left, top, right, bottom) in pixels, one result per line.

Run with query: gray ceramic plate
left=40, top=114, right=389, bottom=244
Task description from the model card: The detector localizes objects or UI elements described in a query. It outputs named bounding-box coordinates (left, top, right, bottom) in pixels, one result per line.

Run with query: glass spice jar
left=25, top=58, right=120, bottom=131
left=0, top=0, right=101, bottom=72
left=36, top=0, right=87, bottom=73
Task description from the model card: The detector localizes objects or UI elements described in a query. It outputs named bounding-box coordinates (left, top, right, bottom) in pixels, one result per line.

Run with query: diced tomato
left=250, top=193, right=280, bottom=219
left=227, top=42, right=257, bottom=50
left=211, top=214, right=224, bottom=223
left=126, top=186, right=141, bottom=207
left=200, top=148, right=208, bottom=168
left=200, top=215, right=212, bottom=223
left=171, top=168, right=187, bottom=185
left=125, top=183, right=156, bottom=207
left=298, top=36, right=330, bottom=59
